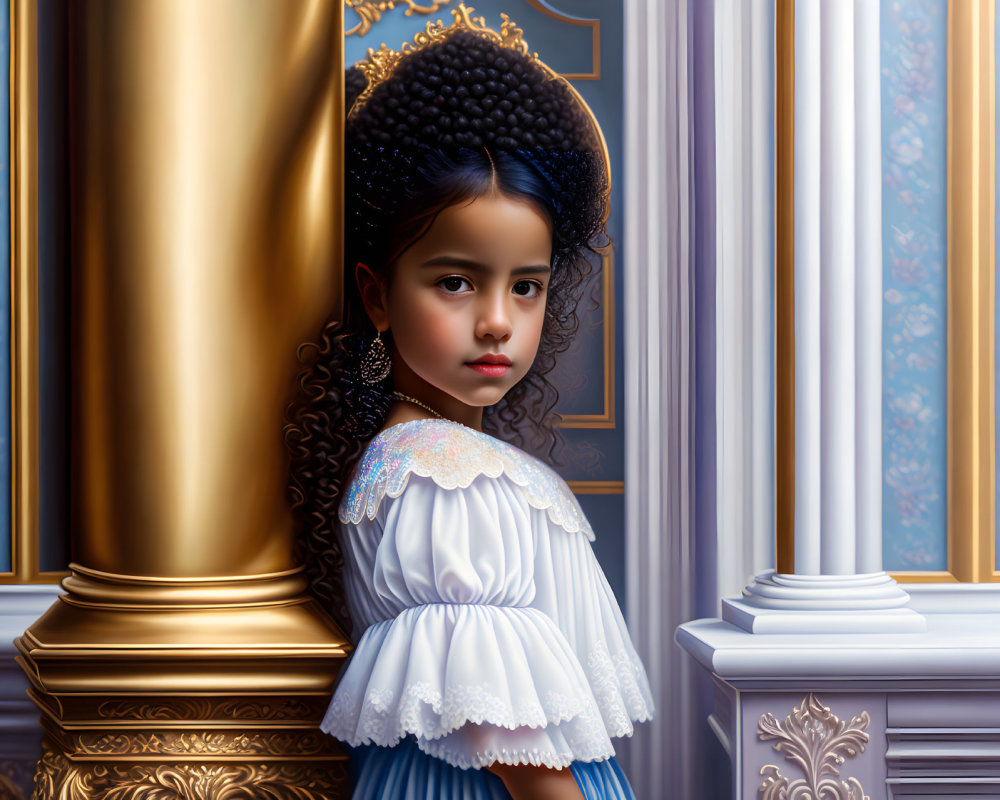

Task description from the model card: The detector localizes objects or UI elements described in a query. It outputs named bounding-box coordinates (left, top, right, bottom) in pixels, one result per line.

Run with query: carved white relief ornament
left=757, top=694, right=871, bottom=800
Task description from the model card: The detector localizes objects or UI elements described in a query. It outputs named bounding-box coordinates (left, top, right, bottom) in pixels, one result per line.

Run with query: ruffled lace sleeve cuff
left=532, top=526, right=656, bottom=739
left=320, top=602, right=615, bottom=769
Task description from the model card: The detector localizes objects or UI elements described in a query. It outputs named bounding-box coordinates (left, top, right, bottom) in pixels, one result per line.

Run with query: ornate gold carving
left=350, top=4, right=534, bottom=117
left=98, top=699, right=214, bottom=720
left=97, top=697, right=314, bottom=721
left=757, top=694, right=871, bottom=800
left=346, top=0, right=453, bottom=38
left=76, top=731, right=328, bottom=756
left=34, top=748, right=349, bottom=800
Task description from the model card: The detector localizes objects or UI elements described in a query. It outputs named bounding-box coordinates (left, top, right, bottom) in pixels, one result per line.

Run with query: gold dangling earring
left=360, top=330, right=391, bottom=385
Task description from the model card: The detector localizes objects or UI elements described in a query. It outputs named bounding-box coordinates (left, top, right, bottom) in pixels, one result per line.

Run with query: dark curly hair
left=284, top=32, right=609, bottom=631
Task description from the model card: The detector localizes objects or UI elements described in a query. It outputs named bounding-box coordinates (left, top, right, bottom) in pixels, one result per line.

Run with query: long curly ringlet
left=284, top=15, right=610, bottom=628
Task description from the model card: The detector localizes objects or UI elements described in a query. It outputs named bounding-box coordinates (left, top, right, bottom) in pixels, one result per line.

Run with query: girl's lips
left=466, top=363, right=511, bottom=377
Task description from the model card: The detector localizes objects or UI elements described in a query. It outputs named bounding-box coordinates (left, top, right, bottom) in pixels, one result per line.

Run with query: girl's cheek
left=411, top=307, right=456, bottom=349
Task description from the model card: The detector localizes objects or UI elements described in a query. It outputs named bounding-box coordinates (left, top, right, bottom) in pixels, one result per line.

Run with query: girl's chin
left=448, top=388, right=512, bottom=408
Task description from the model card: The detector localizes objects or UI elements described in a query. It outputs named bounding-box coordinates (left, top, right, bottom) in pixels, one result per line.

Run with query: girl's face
left=364, top=191, right=553, bottom=426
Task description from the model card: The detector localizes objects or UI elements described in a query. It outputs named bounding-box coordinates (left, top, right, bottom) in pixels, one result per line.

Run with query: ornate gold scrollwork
left=97, top=699, right=215, bottom=721
left=76, top=731, right=329, bottom=757
left=97, top=698, right=315, bottom=722
left=346, top=0, right=453, bottom=37
left=757, top=694, right=871, bottom=800
left=350, top=4, right=534, bottom=117
left=33, top=746, right=349, bottom=800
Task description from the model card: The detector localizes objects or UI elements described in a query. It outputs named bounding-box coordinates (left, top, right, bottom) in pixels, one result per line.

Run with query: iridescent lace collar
left=338, top=419, right=593, bottom=539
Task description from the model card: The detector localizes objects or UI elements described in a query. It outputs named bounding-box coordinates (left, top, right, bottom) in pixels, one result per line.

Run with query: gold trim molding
left=889, top=570, right=958, bottom=583
left=560, top=252, right=615, bottom=429
left=345, top=0, right=452, bottom=38
left=568, top=480, right=623, bottom=495
left=758, top=694, right=871, bottom=800
left=946, top=0, right=995, bottom=583
left=8, top=0, right=41, bottom=584
left=775, top=0, right=795, bottom=574
left=3, top=0, right=67, bottom=585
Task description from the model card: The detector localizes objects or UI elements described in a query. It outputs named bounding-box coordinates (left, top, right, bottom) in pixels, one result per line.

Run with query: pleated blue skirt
left=349, top=738, right=636, bottom=800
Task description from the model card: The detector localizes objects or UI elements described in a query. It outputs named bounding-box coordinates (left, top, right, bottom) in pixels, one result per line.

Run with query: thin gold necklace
left=392, top=391, right=444, bottom=420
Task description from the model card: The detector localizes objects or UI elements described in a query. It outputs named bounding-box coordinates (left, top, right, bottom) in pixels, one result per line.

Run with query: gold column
left=947, top=0, right=995, bottom=583
left=16, top=2, right=350, bottom=796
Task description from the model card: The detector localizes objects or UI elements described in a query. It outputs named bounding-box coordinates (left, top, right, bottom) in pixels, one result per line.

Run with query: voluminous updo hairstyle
left=284, top=22, right=610, bottom=628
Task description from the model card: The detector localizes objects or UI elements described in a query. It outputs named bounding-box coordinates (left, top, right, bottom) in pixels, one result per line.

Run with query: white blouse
left=321, top=419, right=653, bottom=771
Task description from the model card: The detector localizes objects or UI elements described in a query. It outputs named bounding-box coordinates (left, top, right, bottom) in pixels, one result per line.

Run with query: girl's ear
left=355, top=262, right=389, bottom=332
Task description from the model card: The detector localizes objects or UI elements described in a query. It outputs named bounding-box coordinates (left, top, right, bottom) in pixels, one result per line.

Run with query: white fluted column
left=854, top=0, right=884, bottom=575
left=722, top=0, right=923, bottom=634
left=713, top=0, right=775, bottom=603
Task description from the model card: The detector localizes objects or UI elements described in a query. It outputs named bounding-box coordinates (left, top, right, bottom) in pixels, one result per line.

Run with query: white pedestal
left=678, top=584, right=1000, bottom=799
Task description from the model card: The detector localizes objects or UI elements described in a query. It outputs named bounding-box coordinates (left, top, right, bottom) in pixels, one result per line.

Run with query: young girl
left=285, top=10, right=653, bottom=799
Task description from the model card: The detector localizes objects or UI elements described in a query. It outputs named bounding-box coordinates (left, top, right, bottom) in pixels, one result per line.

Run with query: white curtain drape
left=623, top=0, right=695, bottom=795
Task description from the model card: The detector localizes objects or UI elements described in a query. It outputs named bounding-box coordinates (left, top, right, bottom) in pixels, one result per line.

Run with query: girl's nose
left=475, top=293, right=513, bottom=341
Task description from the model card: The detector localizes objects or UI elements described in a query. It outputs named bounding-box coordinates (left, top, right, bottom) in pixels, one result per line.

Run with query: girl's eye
left=512, top=280, right=543, bottom=298
left=438, top=276, right=471, bottom=293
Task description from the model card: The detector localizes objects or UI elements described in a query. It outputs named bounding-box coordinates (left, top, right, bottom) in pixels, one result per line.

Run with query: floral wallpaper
left=880, top=0, right=948, bottom=571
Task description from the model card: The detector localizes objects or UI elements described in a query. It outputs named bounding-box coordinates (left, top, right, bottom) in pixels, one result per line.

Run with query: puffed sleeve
left=321, top=472, right=618, bottom=770
left=532, top=520, right=655, bottom=739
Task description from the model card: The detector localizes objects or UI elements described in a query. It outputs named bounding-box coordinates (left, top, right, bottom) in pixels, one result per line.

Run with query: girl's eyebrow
left=421, top=256, right=552, bottom=275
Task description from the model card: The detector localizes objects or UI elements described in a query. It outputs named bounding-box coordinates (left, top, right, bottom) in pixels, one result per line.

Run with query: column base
left=722, top=571, right=926, bottom=634
left=16, top=570, right=352, bottom=799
